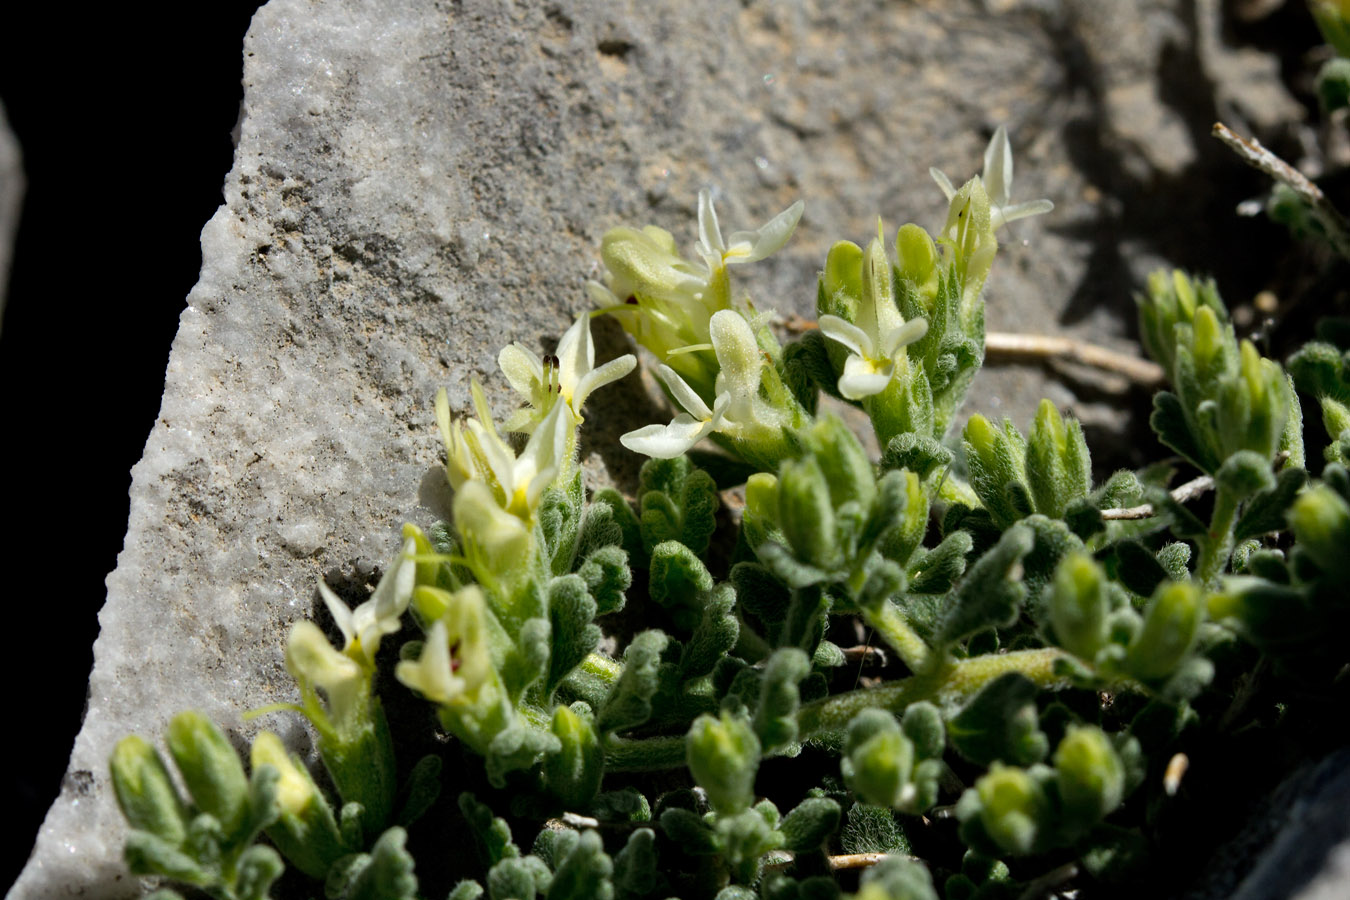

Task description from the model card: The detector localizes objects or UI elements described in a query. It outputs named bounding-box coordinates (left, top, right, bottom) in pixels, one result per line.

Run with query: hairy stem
left=862, top=600, right=932, bottom=673
left=1196, top=484, right=1240, bottom=587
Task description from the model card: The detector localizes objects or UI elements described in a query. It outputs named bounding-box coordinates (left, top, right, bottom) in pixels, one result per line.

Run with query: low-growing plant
left=110, top=120, right=1350, bottom=900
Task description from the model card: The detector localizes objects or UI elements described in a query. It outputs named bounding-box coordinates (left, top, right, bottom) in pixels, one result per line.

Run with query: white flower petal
left=697, top=188, right=725, bottom=263
left=991, top=198, right=1055, bottom=231
left=317, top=581, right=357, bottom=650
left=572, top=354, right=636, bottom=414
left=929, top=167, right=957, bottom=201
left=366, top=537, right=417, bottom=637
left=838, top=355, right=894, bottom=400
left=709, top=309, right=763, bottom=402
left=620, top=415, right=713, bottom=458
left=727, top=199, right=804, bottom=263
left=555, top=314, right=594, bottom=388
left=983, top=125, right=1013, bottom=206
left=498, top=343, right=542, bottom=398
left=655, top=364, right=714, bottom=420
left=817, top=315, right=871, bottom=358
left=881, top=317, right=929, bottom=358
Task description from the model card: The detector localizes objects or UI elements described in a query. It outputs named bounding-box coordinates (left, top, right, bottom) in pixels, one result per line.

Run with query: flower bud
left=166, top=711, right=250, bottom=839
left=842, top=710, right=916, bottom=810
left=686, top=712, right=761, bottom=814
left=1125, top=581, right=1202, bottom=681
left=777, top=456, right=841, bottom=571
left=971, top=764, right=1047, bottom=856
left=1054, top=726, right=1125, bottom=827
left=895, top=223, right=939, bottom=306
left=110, top=735, right=187, bottom=844
left=1289, top=484, right=1350, bottom=577
left=820, top=240, right=863, bottom=322
left=1049, top=553, right=1110, bottom=661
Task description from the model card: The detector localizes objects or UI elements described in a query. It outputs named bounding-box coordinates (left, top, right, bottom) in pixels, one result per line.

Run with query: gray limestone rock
left=8, top=1, right=1314, bottom=898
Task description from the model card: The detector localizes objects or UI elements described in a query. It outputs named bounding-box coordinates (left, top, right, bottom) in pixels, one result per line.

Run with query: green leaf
left=487, top=856, right=541, bottom=900
left=937, top=525, right=1033, bottom=646
left=649, top=540, right=714, bottom=627
left=901, top=702, right=945, bottom=761
left=681, top=584, right=740, bottom=678
left=687, top=712, right=762, bottom=814
left=780, top=797, right=841, bottom=853
left=598, top=630, right=670, bottom=735
left=578, top=545, right=632, bottom=616
left=782, top=332, right=831, bottom=413
left=394, top=755, right=441, bottom=829
left=907, top=530, right=972, bottom=595
left=1233, top=459, right=1307, bottom=539
left=1151, top=391, right=1212, bottom=473
left=547, top=575, right=602, bottom=698
left=539, top=474, right=583, bottom=578
left=485, top=722, right=560, bottom=787
left=122, top=831, right=209, bottom=885
left=447, top=881, right=484, bottom=900
left=1111, top=540, right=1170, bottom=598
left=165, top=712, right=251, bottom=843
left=549, top=831, right=615, bottom=900
left=234, top=845, right=285, bottom=900
left=591, top=488, right=645, bottom=567
left=1054, top=726, right=1125, bottom=833
left=731, top=561, right=791, bottom=632
left=639, top=456, right=719, bottom=557
left=948, top=673, right=1048, bottom=767
left=754, top=648, right=812, bottom=754
left=458, top=792, right=518, bottom=865
left=329, top=831, right=413, bottom=900
left=544, top=704, right=604, bottom=810
left=963, top=414, right=1031, bottom=529
left=856, top=855, right=939, bottom=900
left=881, top=432, right=954, bottom=480
left=612, top=828, right=659, bottom=899
left=110, top=736, right=188, bottom=845
left=659, top=807, right=719, bottom=855
left=1125, top=581, right=1202, bottom=681
left=841, top=802, right=910, bottom=856
left=841, top=710, right=915, bottom=810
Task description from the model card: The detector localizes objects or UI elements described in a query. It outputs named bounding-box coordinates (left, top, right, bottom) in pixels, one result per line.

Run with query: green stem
left=580, top=652, right=622, bottom=684
left=601, top=648, right=1083, bottom=772
left=1196, top=484, right=1240, bottom=587
left=796, top=648, right=1072, bottom=740
left=604, top=735, right=688, bottom=771
left=861, top=601, right=931, bottom=673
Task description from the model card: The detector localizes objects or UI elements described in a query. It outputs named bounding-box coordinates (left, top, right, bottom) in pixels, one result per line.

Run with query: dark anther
left=625, top=295, right=638, bottom=305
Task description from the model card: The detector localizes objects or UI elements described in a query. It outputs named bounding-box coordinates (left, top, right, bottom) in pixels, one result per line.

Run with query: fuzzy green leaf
left=754, top=648, right=812, bottom=754
left=948, top=673, right=1048, bottom=767
left=546, top=575, right=602, bottom=698
left=937, top=525, right=1033, bottom=646
left=578, top=545, right=632, bottom=616
left=598, top=630, right=670, bottom=735
left=681, top=584, right=740, bottom=679
left=639, top=456, right=719, bottom=557
left=550, top=831, right=615, bottom=900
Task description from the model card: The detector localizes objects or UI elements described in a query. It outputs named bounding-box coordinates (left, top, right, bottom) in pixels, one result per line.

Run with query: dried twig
left=1016, top=862, right=1078, bottom=900
left=1100, top=451, right=1290, bottom=520
left=985, top=331, right=1165, bottom=388
left=1100, top=473, right=1214, bottom=520
left=828, top=852, right=907, bottom=872
left=785, top=315, right=1165, bottom=388
left=1212, top=122, right=1350, bottom=260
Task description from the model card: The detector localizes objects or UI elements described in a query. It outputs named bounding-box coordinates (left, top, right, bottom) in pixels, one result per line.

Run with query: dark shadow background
left=0, top=3, right=262, bottom=889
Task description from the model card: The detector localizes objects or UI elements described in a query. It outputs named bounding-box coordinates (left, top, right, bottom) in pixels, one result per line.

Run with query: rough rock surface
left=9, top=0, right=1313, bottom=897
left=0, top=100, right=22, bottom=322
